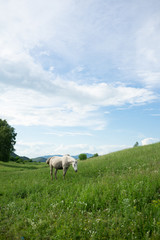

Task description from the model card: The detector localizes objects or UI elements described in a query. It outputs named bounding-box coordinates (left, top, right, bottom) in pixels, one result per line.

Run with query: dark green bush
left=79, top=153, right=87, bottom=160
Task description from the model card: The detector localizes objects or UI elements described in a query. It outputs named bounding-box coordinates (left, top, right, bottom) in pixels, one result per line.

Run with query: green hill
left=10, top=152, right=31, bottom=161
left=32, top=157, right=47, bottom=162
left=0, top=143, right=160, bottom=239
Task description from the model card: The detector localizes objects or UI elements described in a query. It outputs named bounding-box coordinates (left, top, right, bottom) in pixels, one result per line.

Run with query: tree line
left=0, top=119, right=17, bottom=162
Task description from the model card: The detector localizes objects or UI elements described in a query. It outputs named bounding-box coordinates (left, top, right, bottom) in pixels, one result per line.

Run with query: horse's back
left=50, top=155, right=72, bottom=169
left=50, top=157, right=63, bottom=169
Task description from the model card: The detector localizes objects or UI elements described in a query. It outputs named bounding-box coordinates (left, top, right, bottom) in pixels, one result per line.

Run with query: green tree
left=79, top=153, right=87, bottom=160
left=0, top=119, right=17, bottom=162
left=133, top=142, right=139, bottom=147
left=93, top=153, right=99, bottom=157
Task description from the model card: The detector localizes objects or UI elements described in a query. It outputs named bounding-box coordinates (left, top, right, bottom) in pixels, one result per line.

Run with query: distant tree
left=79, top=153, right=87, bottom=160
left=133, top=142, right=139, bottom=147
left=0, top=119, right=17, bottom=162
left=93, top=153, right=99, bottom=157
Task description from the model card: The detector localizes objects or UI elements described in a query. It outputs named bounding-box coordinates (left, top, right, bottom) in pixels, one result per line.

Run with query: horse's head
left=72, top=159, right=78, bottom=172
left=64, top=155, right=78, bottom=172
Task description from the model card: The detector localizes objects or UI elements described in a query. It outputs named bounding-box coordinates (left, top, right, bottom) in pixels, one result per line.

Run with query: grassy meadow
left=0, top=143, right=160, bottom=239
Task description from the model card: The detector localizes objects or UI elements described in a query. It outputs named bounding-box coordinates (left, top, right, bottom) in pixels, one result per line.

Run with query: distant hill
left=11, top=153, right=94, bottom=162
left=42, top=155, right=63, bottom=159
left=11, top=152, right=31, bottom=161
left=11, top=152, right=19, bottom=158
left=32, top=153, right=94, bottom=162
left=32, top=157, right=47, bottom=162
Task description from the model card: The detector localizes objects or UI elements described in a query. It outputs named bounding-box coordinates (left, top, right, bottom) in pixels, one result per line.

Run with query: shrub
left=16, top=158, right=25, bottom=164
left=79, top=153, right=87, bottom=160
left=133, top=142, right=139, bottom=147
left=93, top=153, right=99, bottom=157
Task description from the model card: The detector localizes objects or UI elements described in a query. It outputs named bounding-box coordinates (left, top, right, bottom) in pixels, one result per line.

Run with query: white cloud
left=0, top=0, right=160, bottom=159
left=45, top=131, right=93, bottom=137
left=15, top=141, right=91, bottom=158
left=15, top=141, right=55, bottom=158
left=141, top=138, right=159, bottom=146
left=0, top=81, right=156, bottom=128
left=15, top=141, right=129, bottom=158
left=49, top=66, right=55, bottom=72
left=90, top=144, right=129, bottom=156
left=1, top=0, right=160, bottom=89
left=151, top=114, right=160, bottom=116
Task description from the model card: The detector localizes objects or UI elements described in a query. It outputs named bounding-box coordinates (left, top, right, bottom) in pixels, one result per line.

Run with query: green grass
left=0, top=143, right=160, bottom=239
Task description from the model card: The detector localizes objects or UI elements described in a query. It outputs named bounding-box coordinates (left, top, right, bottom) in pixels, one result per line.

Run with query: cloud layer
left=16, top=140, right=128, bottom=158
left=0, top=81, right=156, bottom=128
left=0, top=0, right=160, bottom=157
left=1, top=0, right=160, bottom=88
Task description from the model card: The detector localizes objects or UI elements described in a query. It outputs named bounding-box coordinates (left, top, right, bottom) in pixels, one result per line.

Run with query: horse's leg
left=50, top=166, right=53, bottom=181
left=63, top=168, right=67, bottom=179
left=55, top=169, right=58, bottom=180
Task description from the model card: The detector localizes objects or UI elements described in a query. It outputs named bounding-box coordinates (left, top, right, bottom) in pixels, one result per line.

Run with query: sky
left=0, top=0, right=160, bottom=158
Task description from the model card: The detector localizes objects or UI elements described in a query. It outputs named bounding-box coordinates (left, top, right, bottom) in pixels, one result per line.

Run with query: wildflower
left=96, top=219, right=101, bottom=223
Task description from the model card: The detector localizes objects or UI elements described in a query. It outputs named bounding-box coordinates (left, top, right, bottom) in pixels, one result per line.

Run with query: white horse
left=46, top=154, right=78, bottom=180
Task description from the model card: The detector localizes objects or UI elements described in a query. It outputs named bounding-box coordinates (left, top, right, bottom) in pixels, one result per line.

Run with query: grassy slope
left=0, top=143, right=160, bottom=239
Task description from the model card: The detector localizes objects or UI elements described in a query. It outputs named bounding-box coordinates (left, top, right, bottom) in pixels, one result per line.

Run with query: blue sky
left=0, top=0, right=160, bottom=158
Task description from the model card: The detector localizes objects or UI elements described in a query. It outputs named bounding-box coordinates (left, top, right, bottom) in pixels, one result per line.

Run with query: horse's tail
left=46, top=157, right=52, bottom=164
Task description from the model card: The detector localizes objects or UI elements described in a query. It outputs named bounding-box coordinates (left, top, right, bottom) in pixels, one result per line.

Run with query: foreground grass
left=0, top=143, right=160, bottom=239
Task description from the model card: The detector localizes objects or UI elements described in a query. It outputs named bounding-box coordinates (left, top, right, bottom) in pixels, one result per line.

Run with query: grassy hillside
left=0, top=143, right=160, bottom=239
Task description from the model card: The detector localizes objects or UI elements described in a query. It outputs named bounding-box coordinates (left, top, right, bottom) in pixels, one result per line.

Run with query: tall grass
left=0, top=143, right=160, bottom=239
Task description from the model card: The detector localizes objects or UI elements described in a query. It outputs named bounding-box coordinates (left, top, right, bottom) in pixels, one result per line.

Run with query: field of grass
left=0, top=143, right=160, bottom=239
